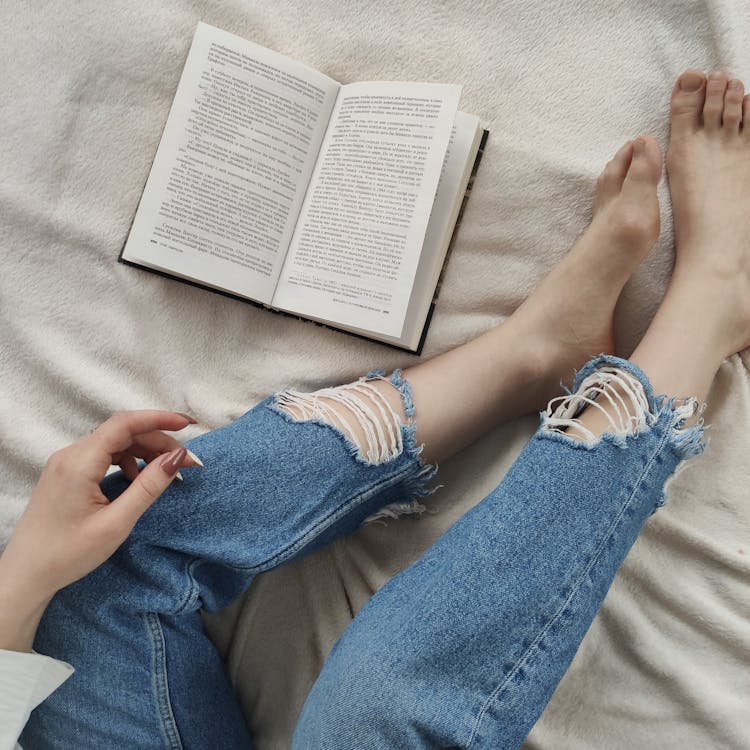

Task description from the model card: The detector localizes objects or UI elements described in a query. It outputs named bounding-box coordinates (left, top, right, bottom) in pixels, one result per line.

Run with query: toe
left=743, top=95, right=750, bottom=138
left=622, top=136, right=663, bottom=188
left=722, top=79, right=744, bottom=133
left=704, top=71, right=729, bottom=130
left=616, top=136, right=662, bottom=243
left=595, top=140, right=634, bottom=201
left=670, top=69, right=706, bottom=136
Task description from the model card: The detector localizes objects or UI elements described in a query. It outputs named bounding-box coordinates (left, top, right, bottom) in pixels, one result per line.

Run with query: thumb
left=105, top=447, right=186, bottom=532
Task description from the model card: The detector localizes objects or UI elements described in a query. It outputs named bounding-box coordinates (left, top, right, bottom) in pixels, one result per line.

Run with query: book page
left=298, top=113, right=482, bottom=351
left=272, top=81, right=461, bottom=336
left=122, top=22, right=340, bottom=304
left=398, top=113, right=482, bottom=348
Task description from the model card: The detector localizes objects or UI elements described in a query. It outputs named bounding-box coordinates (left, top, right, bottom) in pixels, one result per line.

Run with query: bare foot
left=666, top=69, right=750, bottom=357
left=514, top=135, right=662, bottom=375
left=623, top=70, right=750, bottom=405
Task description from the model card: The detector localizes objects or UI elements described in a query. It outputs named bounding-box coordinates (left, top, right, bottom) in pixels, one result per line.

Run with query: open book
left=121, top=22, right=486, bottom=352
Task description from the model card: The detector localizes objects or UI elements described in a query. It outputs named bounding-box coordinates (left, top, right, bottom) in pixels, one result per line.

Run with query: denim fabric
left=292, top=356, right=704, bottom=748
left=23, top=379, right=432, bottom=750
left=23, top=357, right=703, bottom=749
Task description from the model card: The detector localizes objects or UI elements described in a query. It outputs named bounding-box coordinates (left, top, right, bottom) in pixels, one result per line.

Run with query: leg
left=23, top=382, right=434, bottom=749
left=634, top=68, right=750, bottom=398
left=292, top=72, right=750, bottom=748
left=372, top=134, right=662, bottom=463
left=574, top=68, right=750, bottom=436
left=292, top=356, right=703, bottom=749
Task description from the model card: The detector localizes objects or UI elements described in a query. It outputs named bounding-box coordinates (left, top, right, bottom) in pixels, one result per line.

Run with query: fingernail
left=679, top=71, right=704, bottom=92
left=186, top=449, right=204, bottom=467
left=161, top=447, right=187, bottom=477
left=178, top=413, right=198, bottom=425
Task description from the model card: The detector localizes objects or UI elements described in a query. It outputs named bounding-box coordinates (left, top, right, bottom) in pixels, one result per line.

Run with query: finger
left=88, top=411, right=196, bottom=456
left=129, top=435, right=204, bottom=468
left=102, top=448, right=188, bottom=533
left=129, top=431, right=186, bottom=462
left=118, top=455, right=140, bottom=482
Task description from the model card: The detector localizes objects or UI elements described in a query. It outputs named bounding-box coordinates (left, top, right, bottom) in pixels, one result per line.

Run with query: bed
left=2, top=1, right=748, bottom=747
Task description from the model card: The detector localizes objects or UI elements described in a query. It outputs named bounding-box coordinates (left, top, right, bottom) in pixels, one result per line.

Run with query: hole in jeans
left=273, top=379, right=405, bottom=464
left=272, top=374, right=434, bottom=524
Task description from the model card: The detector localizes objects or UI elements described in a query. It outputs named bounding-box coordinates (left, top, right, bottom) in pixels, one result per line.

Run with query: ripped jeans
left=23, top=356, right=704, bottom=749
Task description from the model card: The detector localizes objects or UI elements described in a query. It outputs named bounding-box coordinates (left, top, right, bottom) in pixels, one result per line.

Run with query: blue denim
left=23, top=357, right=704, bottom=749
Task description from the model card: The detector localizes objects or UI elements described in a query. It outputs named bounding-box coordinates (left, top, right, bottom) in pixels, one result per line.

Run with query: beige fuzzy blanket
left=2, top=2, right=748, bottom=748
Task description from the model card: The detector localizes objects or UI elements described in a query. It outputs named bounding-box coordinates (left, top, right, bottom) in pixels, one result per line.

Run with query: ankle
left=508, top=318, right=590, bottom=403
left=673, top=248, right=750, bottom=284
left=631, top=286, right=729, bottom=402
left=666, top=268, right=750, bottom=359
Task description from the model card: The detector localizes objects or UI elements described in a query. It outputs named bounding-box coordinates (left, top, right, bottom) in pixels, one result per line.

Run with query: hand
left=0, top=410, right=202, bottom=651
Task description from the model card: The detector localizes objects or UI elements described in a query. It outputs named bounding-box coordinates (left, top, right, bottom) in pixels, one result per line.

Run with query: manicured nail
left=679, top=71, right=704, bottom=92
left=186, top=449, right=204, bottom=467
left=178, top=413, right=198, bottom=424
left=161, top=447, right=187, bottom=477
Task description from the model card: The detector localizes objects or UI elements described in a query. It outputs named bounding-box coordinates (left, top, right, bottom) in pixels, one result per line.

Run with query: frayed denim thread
left=268, top=369, right=438, bottom=524
left=539, top=354, right=706, bottom=462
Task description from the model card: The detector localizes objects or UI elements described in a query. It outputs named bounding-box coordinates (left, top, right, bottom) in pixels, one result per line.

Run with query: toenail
left=679, top=71, right=704, bottom=92
left=729, top=79, right=743, bottom=91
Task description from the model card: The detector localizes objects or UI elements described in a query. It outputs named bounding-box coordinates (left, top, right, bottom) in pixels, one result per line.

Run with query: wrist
left=0, top=557, right=55, bottom=652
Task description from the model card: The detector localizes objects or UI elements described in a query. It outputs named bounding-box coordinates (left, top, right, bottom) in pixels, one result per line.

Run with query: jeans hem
left=538, top=354, right=706, bottom=463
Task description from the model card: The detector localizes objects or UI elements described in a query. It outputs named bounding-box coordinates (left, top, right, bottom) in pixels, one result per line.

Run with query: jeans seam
left=466, top=425, right=670, bottom=748
left=172, top=558, right=203, bottom=615
left=144, top=612, right=183, bottom=750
